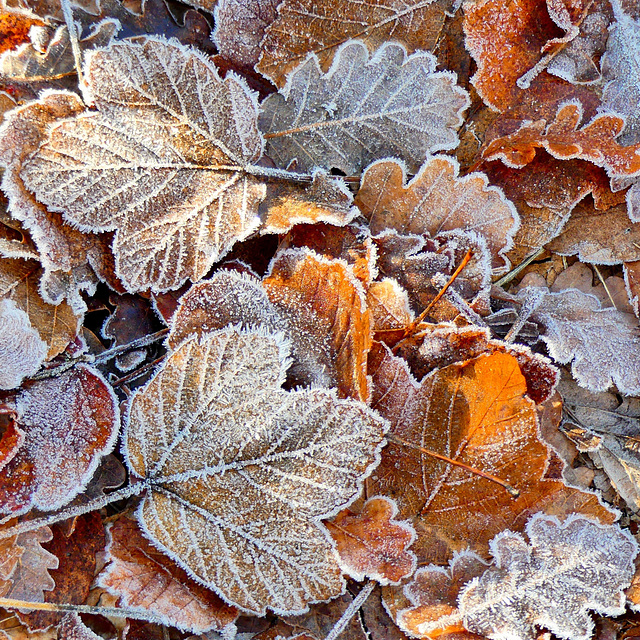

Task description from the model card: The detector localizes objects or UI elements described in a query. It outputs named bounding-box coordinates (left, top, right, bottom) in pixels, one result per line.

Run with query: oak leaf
left=355, top=157, right=518, bottom=270
left=0, top=298, right=47, bottom=390
left=366, top=346, right=614, bottom=566
left=256, top=0, right=449, bottom=88
left=260, top=42, right=469, bottom=174
left=98, top=516, right=238, bottom=633
left=124, top=326, right=387, bottom=614
left=326, top=496, right=417, bottom=585
left=0, top=364, right=119, bottom=517
left=21, top=37, right=267, bottom=293
left=458, top=514, right=638, bottom=640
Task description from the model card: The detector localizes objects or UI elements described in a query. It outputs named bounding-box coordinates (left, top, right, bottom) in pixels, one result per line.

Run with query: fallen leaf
left=0, top=7, right=44, bottom=55
left=326, top=496, right=416, bottom=585
left=256, top=0, right=449, bottom=87
left=0, top=405, right=24, bottom=472
left=260, top=42, right=469, bottom=174
left=396, top=550, right=488, bottom=639
left=57, top=614, right=103, bottom=640
left=367, top=279, right=414, bottom=333
left=98, top=516, right=238, bottom=633
left=21, top=38, right=267, bottom=293
left=356, top=156, right=518, bottom=270
left=367, top=346, right=614, bottom=565
left=17, top=512, right=105, bottom=630
left=0, top=257, right=81, bottom=359
left=458, top=514, right=638, bottom=640
left=264, top=247, right=373, bottom=400
left=0, top=298, right=47, bottom=389
left=0, top=364, right=119, bottom=517
left=124, top=326, right=387, bottom=614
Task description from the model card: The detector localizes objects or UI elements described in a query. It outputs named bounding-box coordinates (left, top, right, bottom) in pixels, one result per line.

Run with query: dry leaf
left=57, top=614, right=103, bottom=640
left=124, top=326, right=387, bottom=614
left=520, top=286, right=640, bottom=395
left=264, top=248, right=373, bottom=401
left=260, top=42, right=469, bottom=174
left=0, top=8, right=44, bottom=56
left=0, top=298, right=47, bottom=389
left=21, top=37, right=267, bottom=293
left=356, top=156, right=519, bottom=270
left=396, top=550, right=488, bottom=639
left=326, top=496, right=416, bottom=585
left=367, top=346, right=614, bottom=565
left=256, top=0, right=449, bottom=88
left=0, top=364, right=119, bottom=517
left=367, top=279, right=414, bottom=332
left=98, top=516, right=238, bottom=633
left=458, top=514, right=638, bottom=640
left=0, top=257, right=81, bottom=359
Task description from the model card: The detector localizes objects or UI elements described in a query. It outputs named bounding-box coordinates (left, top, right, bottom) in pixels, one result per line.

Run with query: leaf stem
left=325, top=580, right=376, bottom=640
left=60, top=0, right=84, bottom=89
left=0, top=483, right=146, bottom=540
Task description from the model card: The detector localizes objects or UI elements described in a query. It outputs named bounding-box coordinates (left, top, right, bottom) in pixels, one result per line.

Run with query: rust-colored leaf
left=98, top=516, right=238, bottom=633
left=0, top=364, right=119, bottom=517
left=367, top=347, right=614, bottom=566
left=264, top=248, right=373, bottom=401
left=0, top=9, right=44, bottom=56
left=326, top=496, right=416, bottom=585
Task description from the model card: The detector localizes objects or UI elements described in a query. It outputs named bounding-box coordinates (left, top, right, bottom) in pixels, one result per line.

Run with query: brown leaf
left=367, top=347, right=614, bottom=565
left=264, top=248, right=373, bottom=401
left=367, top=279, right=414, bottom=332
left=355, top=157, right=518, bottom=270
left=125, top=326, right=387, bottom=614
left=57, top=614, right=102, bottom=640
left=0, top=257, right=81, bottom=359
left=0, top=364, right=119, bottom=517
left=256, top=0, right=449, bottom=87
left=483, top=101, right=640, bottom=176
left=17, top=512, right=105, bottom=631
left=20, top=38, right=267, bottom=293
left=0, top=8, right=44, bottom=56
left=0, top=406, right=23, bottom=472
left=326, top=496, right=416, bottom=584
left=98, top=516, right=237, bottom=633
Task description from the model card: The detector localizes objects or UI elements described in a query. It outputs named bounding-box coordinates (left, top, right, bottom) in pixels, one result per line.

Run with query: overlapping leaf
left=260, top=42, right=469, bottom=174
left=125, top=326, right=387, bottom=614
left=21, top=37, right=267, bottom=293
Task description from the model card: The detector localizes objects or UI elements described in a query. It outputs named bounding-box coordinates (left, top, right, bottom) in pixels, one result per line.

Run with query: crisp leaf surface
left=125, top=326, right=387, bottom=614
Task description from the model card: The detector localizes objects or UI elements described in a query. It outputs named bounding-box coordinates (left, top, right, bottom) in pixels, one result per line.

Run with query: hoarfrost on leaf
left=20, top=37, right=267, bottom=293
left=458, top=514, right=639, bottom=640
left=124, top=325, right=387, bottom=615
left=259, top=41, right=470, bottom=174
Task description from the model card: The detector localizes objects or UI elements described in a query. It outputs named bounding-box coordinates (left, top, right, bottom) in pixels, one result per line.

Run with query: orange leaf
left=326, top=496, right=416, bottom=585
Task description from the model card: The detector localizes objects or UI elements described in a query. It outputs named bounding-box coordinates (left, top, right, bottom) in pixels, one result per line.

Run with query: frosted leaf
left=459, top=514, right=638, bottom=640
left=21, top=38, right=267, bottom=293
left=367, top=278, right=414, bottom=331
left=522, top=287, right=640, bottom=395
left=0, top=298, right=47, bottom=390
left=256, top=0, right=449, bottom=88
left=0, top=365, right=120, bottom=517
left=125, top=326, right=387, bottom=615
left=0, top=522, right=58, bottom=603
left=601, top=1, right=640, bottom=147
left=58, top=614, right=103, bottom=640
left=213, top=0, right=279, bottom=68
left=0, top=19, right=119, bottom=82
left=99, top=517, right=238, bottom=633
left=259, top=41, right=470, bottom=174
left=355, top=156, right=519, bottom=271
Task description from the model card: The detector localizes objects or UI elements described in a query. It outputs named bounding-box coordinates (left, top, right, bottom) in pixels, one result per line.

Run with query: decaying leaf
left=98, top=516, right=238, bottom=633
left=458, top=514, right=638, bottom=640
left=256, top=0, right=449, bottom=87
left=367, top=346, right=613, bottom=565
left=355, top=156, right=519, bottom=270
left=0, top=364, right=119, bottom=517
left=21, top=37, right=267, bottom=293
left=57, top=614, right=102, bottom=640
left=260, top=41, right=469, bottom=174
left=519, top=286, right=640, bottom=395
left=326, top=496, right=416, bottom=585
left=0, top=298, right=46, bottom=389
left=396, top=550, right=488, bottom=639
left=367, top=278, right=414, bottom=332
left=124, top=326, right=387, bottom=614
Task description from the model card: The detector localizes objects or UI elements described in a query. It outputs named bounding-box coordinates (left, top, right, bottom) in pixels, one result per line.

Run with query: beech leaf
left=459, top=514, right=639, bottom=640
left=124, top=326, right=387, bottom=615
left=21, top=37, right=267, bottom=293
left=259, top=41, right=470, bottom=174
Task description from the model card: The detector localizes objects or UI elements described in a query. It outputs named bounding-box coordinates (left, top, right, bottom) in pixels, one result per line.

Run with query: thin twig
left=494, top=247, right=546, bottom=288
left=593, top=264, right=618, bottom=310
left=60, top=0, right=84, bottom=89
left=388, top=434, right=520, bottom=498
left=325, top=580, right=376, bottom=640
